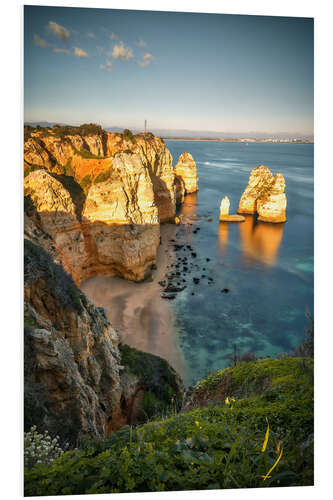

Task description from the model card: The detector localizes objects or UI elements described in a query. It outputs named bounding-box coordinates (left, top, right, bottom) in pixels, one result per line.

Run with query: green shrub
left=94, top=170, right=111, bottom=183
left=122, top=129, right=137, bottom=144
left=24, top=426, right=65, bottom=470
left=119, top=343, right=182, bottom=412
left=80, top=174, right=92, bottom=192
left=24, top=162, right=45, bottom=178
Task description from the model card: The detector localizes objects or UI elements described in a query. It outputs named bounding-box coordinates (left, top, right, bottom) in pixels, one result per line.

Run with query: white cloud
left=100, top=64, right=112, bottom=72
left=137, top=52, right=153, bottom=67
left=74, top=47, right=88, bottom=58
left=111, top=42, right=133, bottom=60
left=96, top=46, right=104, bottom=56
left=87, top=32, right=95, bottom=39
left=48, top=21, right=70, bottom=41
left=33, top=34, right=48, bottom=48
left=53, top=48, right=71, bottom=55
left=100, top=60, right=113, bottom=72
left=137, top=39, right=146, bottom=48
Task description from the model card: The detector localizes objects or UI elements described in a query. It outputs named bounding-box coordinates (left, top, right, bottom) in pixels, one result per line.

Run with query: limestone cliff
left=174, top=152, right=198, bottom=194
left=238, top=165, right=287, bottom=223
left=24, top=240, right=183, bottom=444
left=24, top=126, right=198, bottom=283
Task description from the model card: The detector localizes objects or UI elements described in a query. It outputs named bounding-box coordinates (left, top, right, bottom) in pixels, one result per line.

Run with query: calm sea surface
left=165, top=141, right=314, bottom=385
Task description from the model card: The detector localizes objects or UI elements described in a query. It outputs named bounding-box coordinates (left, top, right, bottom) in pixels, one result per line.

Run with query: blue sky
left=24, top=6, right=313, bottom=135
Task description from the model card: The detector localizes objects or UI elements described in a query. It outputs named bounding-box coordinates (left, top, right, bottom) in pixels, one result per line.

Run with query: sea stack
left=238, top=165, right=287, bottom=223
left=220, top=196, right=230, bottom=217
left=174, top=152, right=198, bottom=194
left=219, top=195, right=245, bottom=222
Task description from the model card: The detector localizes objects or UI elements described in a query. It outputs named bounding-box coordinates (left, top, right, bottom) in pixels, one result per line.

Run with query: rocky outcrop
left=174, top=152, right=198, bottom=194
left=256, top=173, right=287, bottom=223
left=24, top=240, right=183, bottom=444
left=238, top=165, right=287, bottom=223
left=219, top=196, right=245, bottom=222
left=24, top=239, right=122, bottom=444
left=24, top=127, right=198, bottom=283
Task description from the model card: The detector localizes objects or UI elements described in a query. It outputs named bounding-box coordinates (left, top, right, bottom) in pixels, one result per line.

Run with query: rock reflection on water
left=179, top=192, right=198, bottom=221
left=238, top=215, right=284, bottom=266
left=218, top=215, right=284, bottom=266
left=218, top=223, right=229, bottom=252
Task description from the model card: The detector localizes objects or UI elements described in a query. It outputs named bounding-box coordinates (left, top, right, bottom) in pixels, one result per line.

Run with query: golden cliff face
left=24, top=129, right=198, bottom=284
left=238, top=165, right=287, bottom=223
left=174, top=152, right=199, bottom=194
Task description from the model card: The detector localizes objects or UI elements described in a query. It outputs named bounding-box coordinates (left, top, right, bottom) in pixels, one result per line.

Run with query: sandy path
left=81, top=223, right=188, bottom=382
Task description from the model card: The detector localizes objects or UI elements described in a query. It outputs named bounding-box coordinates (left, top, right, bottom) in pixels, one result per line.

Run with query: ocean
left=166, top=140, right=314, bottom=385
left=82, top=141, right=314, bottom=386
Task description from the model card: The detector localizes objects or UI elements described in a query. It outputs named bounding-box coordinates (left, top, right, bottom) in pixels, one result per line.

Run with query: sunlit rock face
left=238, top=165, right=287, bottom=223
left=220, top=196, right=230, bottom=217
left=24, top=129, right=198, bottom=283
left=219, top=195, right=245, bottom=222
left=174, top=152, right=199, bottom=194
left=257, top=173, right=287, bottom=223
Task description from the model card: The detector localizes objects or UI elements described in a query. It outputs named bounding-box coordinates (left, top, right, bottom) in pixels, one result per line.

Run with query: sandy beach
left=81, top=223, right=189, bottom=382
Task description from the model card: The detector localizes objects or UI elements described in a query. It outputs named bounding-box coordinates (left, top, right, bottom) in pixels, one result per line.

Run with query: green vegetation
left=122, top=128, right=137, bottom=144
left=80, top=174, right=92, bottom=193
left=24, top=162, right=45, bottom=178
left=94, top=169, right=111, bottom=184
left=24, top=357, right=313, bottom=495
left=119, top=343, right=183, bottom=419
left=53, top=123, right=103, bottom=137
left=70, top=144, right=105, bottom=160
left=25, top=427, right=65, bottom=470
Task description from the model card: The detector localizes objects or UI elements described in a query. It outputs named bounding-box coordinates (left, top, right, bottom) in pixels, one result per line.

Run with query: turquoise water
left=165, top=141, right=314, bottom=385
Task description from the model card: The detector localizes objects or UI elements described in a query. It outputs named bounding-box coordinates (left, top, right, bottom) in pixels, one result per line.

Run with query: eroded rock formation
left=238, top=165, right=287, bottom=223
left=24, top=128, right=198, bottom=284
left=24, top=240, right=183, bottom=444
left=219, top=196, right=245, bottom=222
left=174, top=152, right=198, bottom=194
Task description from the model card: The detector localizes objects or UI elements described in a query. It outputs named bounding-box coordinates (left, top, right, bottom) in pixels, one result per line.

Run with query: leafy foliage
left=94, top=169, right=111, bottom=184
left=119, top=343, right=183, bottom=418
left=24, top=426, right=65, bottom=470
left=24, top=358, right=313, bottom=495
left=53, top=123, right=103, bottom=137
left=122, top=129, right=137, bottom=144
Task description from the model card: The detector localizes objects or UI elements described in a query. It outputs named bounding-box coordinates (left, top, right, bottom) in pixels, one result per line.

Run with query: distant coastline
left=163, top=137, right=314, bottom=144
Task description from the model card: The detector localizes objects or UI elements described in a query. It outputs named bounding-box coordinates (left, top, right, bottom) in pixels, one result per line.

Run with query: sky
left=24, top=6, right=314, bottom=136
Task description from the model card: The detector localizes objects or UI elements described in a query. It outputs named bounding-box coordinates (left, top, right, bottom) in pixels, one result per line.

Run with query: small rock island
left=238, top=164, right=287, bottom=223
left=219, top=196, right=245, bottom=222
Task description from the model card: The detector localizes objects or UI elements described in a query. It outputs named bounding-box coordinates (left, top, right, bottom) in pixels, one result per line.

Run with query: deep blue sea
left=165, top=140, right=314, bottom=385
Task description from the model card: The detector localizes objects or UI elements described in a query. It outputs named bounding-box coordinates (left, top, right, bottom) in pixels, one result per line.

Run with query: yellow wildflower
left=225, top=397, right=230, bottom=405
left=261, top=418, right=270, bottom=452
left=195, top=421, right=200, bottom=427
left=262, top=448, right=283, bottom=481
